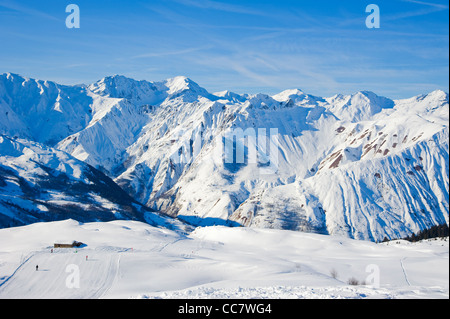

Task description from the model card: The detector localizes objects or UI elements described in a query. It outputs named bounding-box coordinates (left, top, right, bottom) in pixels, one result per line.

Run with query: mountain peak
left=324, top=90, right=395, bottom=122
left=87, top=75, right=213, bottom=103
left=1, top=72, right=30, bottom=86
left=213, top=90, right=248, bottom=103
left=163, top=76, right=209, bottom=97
left=353, top=91, right=394, bottom=108
left=426, top=89, right=449, bottom=101
left=91, top=74, right=142, bottom=90
left=88, top=75, right=165, bottom=105
left=272, top=89, right=305, bottom=102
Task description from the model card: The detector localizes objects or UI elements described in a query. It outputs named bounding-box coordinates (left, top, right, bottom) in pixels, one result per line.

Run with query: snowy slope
left=0, top=135, right=186, bottom=231
left=106, top=82, right=447, bottom=241
left=0, top=72, right=448, bottom=241
left=0, top=73, right=93, bottom=146
left=0, top=220, right=447, bottom=299
left=229, top=91, right=449, bottom=240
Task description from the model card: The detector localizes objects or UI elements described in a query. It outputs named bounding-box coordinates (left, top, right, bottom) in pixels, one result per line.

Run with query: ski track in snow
left=0, top=249, right=121, bottom=299
left=400, top=258, right=411, bottom=286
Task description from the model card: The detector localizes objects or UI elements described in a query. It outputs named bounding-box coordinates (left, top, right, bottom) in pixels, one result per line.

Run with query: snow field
left=0, top=219, right=448, bottom=299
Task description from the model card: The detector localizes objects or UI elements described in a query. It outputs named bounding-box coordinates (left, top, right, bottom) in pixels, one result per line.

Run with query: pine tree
left=403, top=224, right=448, bottom=242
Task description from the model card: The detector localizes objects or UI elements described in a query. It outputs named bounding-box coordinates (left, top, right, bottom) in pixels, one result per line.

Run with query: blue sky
left=0, top=0, right=448, bottom=98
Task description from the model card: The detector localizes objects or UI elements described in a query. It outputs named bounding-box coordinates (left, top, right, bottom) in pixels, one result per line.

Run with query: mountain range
left=0, top=72, right=448, bottom=241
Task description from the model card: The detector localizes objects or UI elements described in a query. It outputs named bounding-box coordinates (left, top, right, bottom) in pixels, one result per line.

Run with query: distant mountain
left=0, top=73, right=92, bottom=145
left=0, top=72, right=448, bottom=241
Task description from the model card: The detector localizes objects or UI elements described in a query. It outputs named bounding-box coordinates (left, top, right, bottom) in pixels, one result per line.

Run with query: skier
left=36, top=265, right=38, bottom=271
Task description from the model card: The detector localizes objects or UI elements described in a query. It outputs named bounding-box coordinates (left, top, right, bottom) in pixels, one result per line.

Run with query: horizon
left=0, top=0, right=448, bottom=99
left=1, top=71, right=449, bottom=99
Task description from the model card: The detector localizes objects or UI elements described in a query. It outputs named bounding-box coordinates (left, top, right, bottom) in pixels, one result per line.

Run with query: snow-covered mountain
left=0, top=134, right=186, bottom=231
left=0, top=72, right=448, bottom=241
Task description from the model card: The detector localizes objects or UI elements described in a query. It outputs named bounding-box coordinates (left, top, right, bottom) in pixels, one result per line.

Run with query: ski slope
left=0, top=219, right=447, bottom=299
left=0, top=249, right=121, bottom=298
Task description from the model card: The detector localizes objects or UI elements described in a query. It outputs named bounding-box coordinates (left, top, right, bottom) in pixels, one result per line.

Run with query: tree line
left=380, top=224, right=449, bottom=243
left=403, top=224, right=449, bottom=242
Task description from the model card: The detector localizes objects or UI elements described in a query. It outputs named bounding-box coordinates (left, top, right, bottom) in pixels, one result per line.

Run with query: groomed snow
left=0, top=219, right=447, bottom=299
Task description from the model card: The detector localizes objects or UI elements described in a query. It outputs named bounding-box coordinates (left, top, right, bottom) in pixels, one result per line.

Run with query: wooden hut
left=54, top=240, right=84, bottom=248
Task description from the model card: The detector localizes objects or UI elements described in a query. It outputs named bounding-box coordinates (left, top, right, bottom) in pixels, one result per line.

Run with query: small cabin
left=54, top=241, right=84, bottom=248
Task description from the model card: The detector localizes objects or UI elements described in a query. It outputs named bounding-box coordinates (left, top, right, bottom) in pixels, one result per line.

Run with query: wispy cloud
left=339, top=0, right=448, bottom=27
left=171, top=0, right=267, bottom=16
left=385, top=7, right=448, bottom=21
left=0, top=0, right=59, bottom=21
left=401, top=0, right=449, bottom=10
left=385, top=0, right=449, bottom=20
left=2, top=0, right=445, bottom=99
left=131, top=46, right=212, bottom=59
